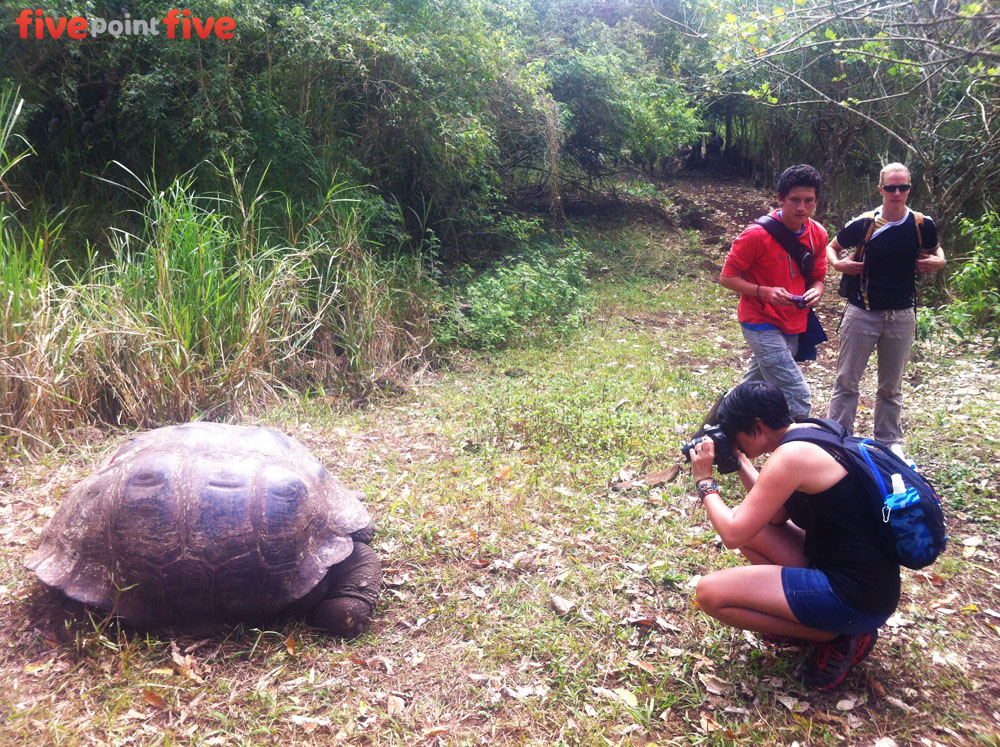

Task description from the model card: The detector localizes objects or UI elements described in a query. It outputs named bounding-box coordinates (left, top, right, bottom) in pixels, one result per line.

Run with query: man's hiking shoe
left=801, top=630, right=878, bottom=690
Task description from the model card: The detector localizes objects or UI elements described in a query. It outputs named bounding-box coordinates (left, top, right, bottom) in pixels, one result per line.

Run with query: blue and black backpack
left=782, top=418, right=947, bottom=569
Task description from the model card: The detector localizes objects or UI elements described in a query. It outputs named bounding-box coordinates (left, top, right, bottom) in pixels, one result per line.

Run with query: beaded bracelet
left=696, top=480, right=719, bottom=501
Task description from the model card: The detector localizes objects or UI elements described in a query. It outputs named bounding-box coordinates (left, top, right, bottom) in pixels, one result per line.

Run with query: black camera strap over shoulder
left=755, top=215, right=815, bottom=281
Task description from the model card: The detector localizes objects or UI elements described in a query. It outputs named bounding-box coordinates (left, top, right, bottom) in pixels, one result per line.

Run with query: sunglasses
left=880, top=184, right=911, bottom=193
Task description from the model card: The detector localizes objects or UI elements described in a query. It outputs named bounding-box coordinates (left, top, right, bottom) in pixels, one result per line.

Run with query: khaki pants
left=827, top=304, right=916, bottom=445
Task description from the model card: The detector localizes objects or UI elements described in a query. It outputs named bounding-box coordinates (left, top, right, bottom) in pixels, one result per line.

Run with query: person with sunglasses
left=825, top=163, right=946, bottom=459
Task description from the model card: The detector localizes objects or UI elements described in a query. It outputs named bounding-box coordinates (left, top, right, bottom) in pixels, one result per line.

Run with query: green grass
left=2, top=212, right=998, bottom=746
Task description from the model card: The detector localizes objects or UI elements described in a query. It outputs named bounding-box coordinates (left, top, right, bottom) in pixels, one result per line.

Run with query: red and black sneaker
left=801, top=630, right=878, bottom=690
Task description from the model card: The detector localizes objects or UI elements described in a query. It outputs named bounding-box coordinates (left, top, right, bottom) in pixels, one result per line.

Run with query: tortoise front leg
left=305, top=543, right=381, bottom=638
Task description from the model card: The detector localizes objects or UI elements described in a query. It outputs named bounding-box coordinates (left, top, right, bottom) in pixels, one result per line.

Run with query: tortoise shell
left=27, top=422, right=371, bottom=628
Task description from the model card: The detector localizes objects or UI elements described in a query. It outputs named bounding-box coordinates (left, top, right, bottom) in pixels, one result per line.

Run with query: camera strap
left=755, top=215, right=815, bottom=282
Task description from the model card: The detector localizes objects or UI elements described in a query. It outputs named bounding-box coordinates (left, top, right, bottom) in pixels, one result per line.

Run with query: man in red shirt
left=719, top=165, right=828, bottom=419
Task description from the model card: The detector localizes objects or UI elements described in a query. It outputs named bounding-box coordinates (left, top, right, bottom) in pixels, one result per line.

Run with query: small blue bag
left=783, top=419, right=947, bottom=569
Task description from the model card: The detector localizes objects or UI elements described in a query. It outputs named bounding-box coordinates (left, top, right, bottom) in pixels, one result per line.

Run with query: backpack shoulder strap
left=780, top=427, right=849, bottom=468
left=755, top=215, right=814, bottom=279
left=911, top=210, right=925, bottom=248
left=795, top=417, right=850, bottom=439
left=854, top=211, right=879, bottom=261
left=855, top=210, right=882, bottom=311
left=755, top=215, right=798, bottom=250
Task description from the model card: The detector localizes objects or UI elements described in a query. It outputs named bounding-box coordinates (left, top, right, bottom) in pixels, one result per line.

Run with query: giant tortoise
left=27, top=422, right=381, bottom=637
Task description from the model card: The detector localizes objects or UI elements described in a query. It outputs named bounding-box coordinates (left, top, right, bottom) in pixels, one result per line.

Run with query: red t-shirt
left=721, top=212, right=828, bottom=334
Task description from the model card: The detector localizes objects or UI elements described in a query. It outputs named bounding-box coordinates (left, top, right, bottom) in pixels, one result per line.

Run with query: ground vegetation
left=2, top=180, right=998, bottom=745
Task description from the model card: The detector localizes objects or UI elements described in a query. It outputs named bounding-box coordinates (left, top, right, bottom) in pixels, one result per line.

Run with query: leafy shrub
left=433, top=241, right=588, bottom=350
left=948, top=212, right=1000, bottom=338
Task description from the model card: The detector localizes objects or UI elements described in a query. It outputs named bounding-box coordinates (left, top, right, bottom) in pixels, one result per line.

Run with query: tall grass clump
left=1, top=87, right=86, bottom=451
left=0, top=223, right=85, bottom=452
left=80, top=171, right=322, bottom=424
left=79, top=166, right=439, bottom=425
left=2, top=151, right=438, bottom=450
left=433, top=241, right=589, bottom=351
left=295, top=184, right=436, bottom=397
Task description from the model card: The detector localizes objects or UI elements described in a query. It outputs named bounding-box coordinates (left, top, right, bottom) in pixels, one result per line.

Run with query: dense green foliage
left=433, top=242, right=588, bottom=350
left=0, top=0, right=702, bottom=255
left=3, top=0, right=1000, bottom=448
left=950, top=211, right=1000, bottom=337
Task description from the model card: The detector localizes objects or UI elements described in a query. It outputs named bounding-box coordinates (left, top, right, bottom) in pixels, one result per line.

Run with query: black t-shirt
left=784, top=470, right=901, bottom=617
left=836, top=210, right=939, bottom=310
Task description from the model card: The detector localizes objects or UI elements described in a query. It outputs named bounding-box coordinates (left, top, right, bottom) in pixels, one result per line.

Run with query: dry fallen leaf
left=698, top=710, right=720, bottom=733
left=503, top=684, right=550, bottom=700
left=142, top=689, right=166, bottom=708
left=593, top=686, right=638, bottom=708
left=289, top=715, right=330, bottom=733
left=655, top=615, right=682, bottom=633
left=421, top=725, right=451, bottom=738
left=914, top=570, right=946, bottom=586
left=551, top=594, right=576, bottom=616
left=385, top=695, right=406, bottom=716
left=171, top=651, right=205, bottom=684
left=284, top=635, right=297, bottom=657
left=777, top=695, right=803, bottom=712
left=697, top=672, right=731, bottom=696
left=885, top=696, right=916, bottom=712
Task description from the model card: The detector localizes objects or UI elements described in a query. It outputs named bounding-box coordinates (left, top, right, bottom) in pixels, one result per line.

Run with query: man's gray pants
left=827, top=304, right=916, bottom=445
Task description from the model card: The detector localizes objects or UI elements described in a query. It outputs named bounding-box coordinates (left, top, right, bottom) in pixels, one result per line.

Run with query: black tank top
left=784, top=471, right=900, bottom=616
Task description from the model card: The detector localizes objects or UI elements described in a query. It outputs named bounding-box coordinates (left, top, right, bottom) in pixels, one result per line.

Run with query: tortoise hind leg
left=305, top=543, right=381, bottom=638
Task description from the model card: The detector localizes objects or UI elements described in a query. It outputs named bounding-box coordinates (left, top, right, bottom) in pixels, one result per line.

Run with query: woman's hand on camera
left=737, top=450, right=754, bottom=473
left=690, top=438, right=716, bottom=482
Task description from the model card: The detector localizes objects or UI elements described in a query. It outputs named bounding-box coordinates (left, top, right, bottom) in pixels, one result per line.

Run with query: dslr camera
left=682, top=425, right=741, bottom=474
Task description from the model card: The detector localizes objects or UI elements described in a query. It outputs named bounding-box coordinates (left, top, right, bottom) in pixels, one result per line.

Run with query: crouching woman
left=689, top=381, right=899, bottom=689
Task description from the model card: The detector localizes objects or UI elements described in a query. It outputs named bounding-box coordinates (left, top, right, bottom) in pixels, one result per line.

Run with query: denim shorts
left=781, top=567, right=890, bottom=634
